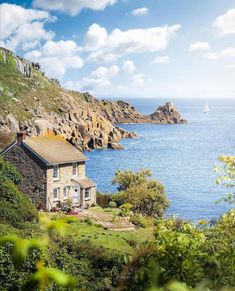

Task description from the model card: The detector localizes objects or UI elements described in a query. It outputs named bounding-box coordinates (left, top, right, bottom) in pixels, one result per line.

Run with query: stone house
left=1, top=132, right=96, bottom=210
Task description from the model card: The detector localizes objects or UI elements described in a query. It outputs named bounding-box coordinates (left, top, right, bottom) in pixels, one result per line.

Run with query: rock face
left=99, top=100, right=187, bottom=125
left=147, top=102, right=187, bottom=124
left=0, top=47, right=33, bottom=77
left=0, top=47, right=187, bottom=151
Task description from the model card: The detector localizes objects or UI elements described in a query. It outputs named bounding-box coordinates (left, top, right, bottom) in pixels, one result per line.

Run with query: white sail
left=203, top=103, right=210, bottom=113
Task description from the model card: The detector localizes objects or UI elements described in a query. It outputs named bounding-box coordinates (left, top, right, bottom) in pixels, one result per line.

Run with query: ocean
left=85, top=98, right=235, bottom=220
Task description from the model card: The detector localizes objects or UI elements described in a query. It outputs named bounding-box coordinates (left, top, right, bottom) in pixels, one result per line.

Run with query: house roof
left=72, top=177, right=96, bottom=188
left=22, top=134, right=88, bottom=165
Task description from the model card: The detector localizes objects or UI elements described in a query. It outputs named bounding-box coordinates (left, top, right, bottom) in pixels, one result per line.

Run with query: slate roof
left=72, top=177, right=96, bottom=188
left=22, top=134, right=88, bottom=165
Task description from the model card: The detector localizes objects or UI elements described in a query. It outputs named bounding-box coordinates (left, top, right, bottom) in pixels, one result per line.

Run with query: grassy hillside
left=0, top=47, right=86, bottom=120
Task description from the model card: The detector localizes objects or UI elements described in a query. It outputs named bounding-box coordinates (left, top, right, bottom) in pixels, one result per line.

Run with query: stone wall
left=3, top=144, right=47, bottom=209
left=89, top=186, right=96, bottom=206
left=47, top=163, right=75, bottom=209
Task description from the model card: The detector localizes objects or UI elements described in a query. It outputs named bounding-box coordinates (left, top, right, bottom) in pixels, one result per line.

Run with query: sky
left=0, top=0, right=235, bottom=98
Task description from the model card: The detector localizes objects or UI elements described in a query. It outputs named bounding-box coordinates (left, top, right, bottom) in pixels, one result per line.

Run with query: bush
left=96, top=192, right=111, bottom=208
left=130, top=214, right=147, bottom=228
left=120, top=203, right=133, bottom=217
left=0, top=157, right=22, bottom=184
left=0, top=180, right=38, bottom=227
left=111, top=191, right=127, bottom=207
left=108, top=201, right=117, bottom=208
left=0, top=159, right=37, bottom=227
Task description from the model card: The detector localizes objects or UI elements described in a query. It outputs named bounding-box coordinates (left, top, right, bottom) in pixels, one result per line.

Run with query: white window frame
left=53, top=164, right=60, bottom=180
left=53, top=187, right=60, bottom=201
left=63, top=186, right=69, bottom=200
left=72, top=162, right=78, bottom=176
left=84, top=188, right=90, bottom=200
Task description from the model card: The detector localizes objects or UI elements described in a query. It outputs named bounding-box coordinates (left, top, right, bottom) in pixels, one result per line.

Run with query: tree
left=214, top=155, right=235, bottom=204
left=112, top=169, right=169, bottom=217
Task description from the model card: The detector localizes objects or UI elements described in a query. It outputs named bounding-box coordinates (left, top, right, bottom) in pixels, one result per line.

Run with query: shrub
left=111, top=191, right=127, bottom=207
left=0, top=180, right=38, bottom=227
left=0, top=158, right=37, bottom=227
left=120, top=203, right=133, bottom=217
left=96, top=192, right=111, bottom=208
left=108, top=201, right=117, bottom=208
left=130, top=214, right=147, bottom=228
left=0, top=157, right=22, bottom=184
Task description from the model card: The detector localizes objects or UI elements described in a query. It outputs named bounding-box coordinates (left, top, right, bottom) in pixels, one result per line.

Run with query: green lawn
left=66, top=218, right=154, bottom=254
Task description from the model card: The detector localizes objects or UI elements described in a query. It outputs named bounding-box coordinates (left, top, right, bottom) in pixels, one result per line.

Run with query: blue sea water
left=85, top=98, right=235, bottom=220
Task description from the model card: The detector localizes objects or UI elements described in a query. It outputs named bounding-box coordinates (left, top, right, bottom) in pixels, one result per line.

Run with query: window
left=84, top=188, right=90, bottom=200
left=63, top=186, right=69, bottom=199
left=53, top=188, right=60, bottom=201
left=53, top=165, right=59, bottom=179
left=72, top=163, right=77, bottom=176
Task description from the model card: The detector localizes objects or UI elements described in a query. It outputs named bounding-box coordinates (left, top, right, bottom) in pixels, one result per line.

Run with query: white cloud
left=33, top=0, right=117, bottom=16
left=189, top=42, right=210, bottom=52
left=0, top=3, right=55, bottom=51
left=152, top=55, right=170, bottom=64
left=213, top=8, right=235, bottom=35
left=225, top=64, right=235, bottom=70
left=131, top=7, right=149, bottom=16
left=130, top=73, right=144, bottom=86
left=85, top=23, right=181, bottom=63
left=221, top=47, right=235, bottom=57
left=66, top=65, right=120, bottom=91
left=122, top=60, right=136, bottom=74
left=203, top=52, right=220, bottom=60
left=84, top=23, right=108, bottom=51
left=203, top=47, right=235, bottom=60
left=25, top=40, right=83, bottom=78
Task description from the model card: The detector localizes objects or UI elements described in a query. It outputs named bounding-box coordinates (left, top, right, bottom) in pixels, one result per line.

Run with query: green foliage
left=112, top=168, right=152, bottom=191
left=0, top=157, right=22, bottom=184
left=130, top=214, right=147, bottom=228
left=108, top=201, right=117, bottom=208
left=96, top=191, right=111, bottom=208
left=0, top=216, right=76, bottom=290
left=111, top=191, right=128, bottom=207
left=120, top=203, right=133, bottom=217
left=153, top=218, right=207, bottom=287
left=0, top=183, right=38, bottom=228
left=0, top=158, right=37, bottom=227
left=122, top=211, right=235, bottom=290
left=112, top=169, right=169, bottom=217
left=214, top=155, right=235, bottom=204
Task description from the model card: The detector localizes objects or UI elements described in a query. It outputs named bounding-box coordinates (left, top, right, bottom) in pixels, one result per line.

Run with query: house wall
left=3, top=144, right=47, bottom=209
left=89, top=186, right=97, bottom=206
left=78, top=162, right=85, bottom=176
left=46, top=162, right=86, bottom=209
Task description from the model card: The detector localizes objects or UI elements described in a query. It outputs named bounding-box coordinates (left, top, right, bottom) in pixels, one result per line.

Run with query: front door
left=73, top=186, right=80, bottom=206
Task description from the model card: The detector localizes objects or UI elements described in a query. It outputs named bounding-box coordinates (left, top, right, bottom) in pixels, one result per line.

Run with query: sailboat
left=203, top=103, right=210, bottom=113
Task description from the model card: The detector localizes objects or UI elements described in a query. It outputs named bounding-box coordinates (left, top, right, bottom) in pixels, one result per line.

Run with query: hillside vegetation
left=0, top=158, right=234, bottom=290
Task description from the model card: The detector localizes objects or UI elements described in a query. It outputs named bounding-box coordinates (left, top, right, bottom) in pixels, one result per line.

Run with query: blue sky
left=1, top=0, right=235, bottom=98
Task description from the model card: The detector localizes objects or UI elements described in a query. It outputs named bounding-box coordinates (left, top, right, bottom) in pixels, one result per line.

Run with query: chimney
left=17, top=131, right=26, bottom=145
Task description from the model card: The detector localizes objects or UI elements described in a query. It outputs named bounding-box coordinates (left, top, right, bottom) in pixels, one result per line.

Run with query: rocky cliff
left=100, top=99, right=187, bottom=124
left=0, top=47, right=187, bottom=151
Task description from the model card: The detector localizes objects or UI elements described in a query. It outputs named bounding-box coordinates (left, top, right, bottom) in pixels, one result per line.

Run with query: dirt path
left=79, top=209, right=135, bottom=231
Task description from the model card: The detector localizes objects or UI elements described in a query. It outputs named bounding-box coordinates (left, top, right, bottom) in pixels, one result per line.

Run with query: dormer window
left=53, top=164, right=59, bottom=180
left=72, top=162, right=77, bottom=176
